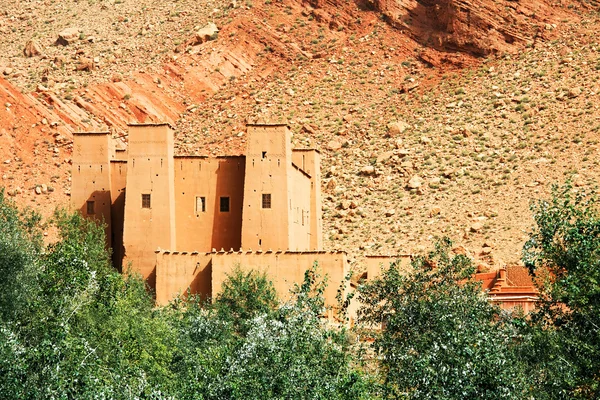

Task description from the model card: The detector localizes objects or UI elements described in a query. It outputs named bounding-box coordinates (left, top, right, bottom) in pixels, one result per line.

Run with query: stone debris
left=387, top=120, right=409, bottom=136
left=76, top=57, right=95, bottom=71
left=407, top=175, right=423, bottom=189
left=190, top=22, right=219, bottom=46
left=360, top=165, right=376, bottom=175
left=23, top=40, right=43, bottom=57
left=55, top=27, right=80, bottom=46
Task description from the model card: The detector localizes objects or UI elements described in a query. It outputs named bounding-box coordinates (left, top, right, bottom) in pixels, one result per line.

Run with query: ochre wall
left=288, top=166, right=311, bottom=251
left=211, top=251, right=348, bottom=316
left=241, top=124, right=292, bottom=251
left=122, top=124, right=176, bottom=289
left=154, top=251, right=348, bottom=313
left=174, top=156, right=245, bottom=252
left=155, top=252, right=213, bottom=305
left=292, top=149, right=322, bottom=250
left=71, top=132, right=113, bottom=246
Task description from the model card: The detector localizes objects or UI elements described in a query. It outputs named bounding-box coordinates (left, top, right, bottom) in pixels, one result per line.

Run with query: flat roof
left=365, top=254, right=412, bottom=258
left=293, top=148, right=321, bottom=154
left=173, top=155, right=245, bottom=159
left=128, top=122, right=175, bottom=129
left=73, top=131, right=110, bottom=136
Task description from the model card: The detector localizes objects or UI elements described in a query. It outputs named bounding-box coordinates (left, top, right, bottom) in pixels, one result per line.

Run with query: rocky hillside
left=1, top=0, right=597, bottom=270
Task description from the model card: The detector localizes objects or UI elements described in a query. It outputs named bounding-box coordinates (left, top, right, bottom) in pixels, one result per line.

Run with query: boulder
left=55, top=27, right=80, bottom=46
left=360, top=165, right=376, bottom=175
left=23, top=40, right=43, bottom=57
left=76, top=57, right=95, bottom=71
left=190, top=22, right=219, bottom=45
left=407, top=175, right=423, bottom=189
left=470, top=222, right=483, bottom=233
left=327, top=140, right=342, bottom=151
left=387, top=120, right=409, bottom=136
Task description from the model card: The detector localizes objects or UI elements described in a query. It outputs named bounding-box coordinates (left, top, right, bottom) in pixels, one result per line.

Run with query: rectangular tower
left=292, top=149, right=323, bottom=250
left=71, top=132, right=113, bottom=248
left=241, top=123, right=293, bottom=250
left=122, top=123, right=176, bottom=290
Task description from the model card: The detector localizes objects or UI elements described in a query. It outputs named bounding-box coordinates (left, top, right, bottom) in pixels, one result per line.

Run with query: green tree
left=214, top=265, right=278, bottom=335
left=0, top=189, right=43, bottom=323
left=358, top=238, right=530, bottom=399
left=523, top=184, right=600, bottom=398
left=0, top=195, right=176, bottom=398
left=221, top=265, right=371, bottom=399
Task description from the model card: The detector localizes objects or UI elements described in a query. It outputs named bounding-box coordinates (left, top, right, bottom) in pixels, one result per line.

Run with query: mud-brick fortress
left=72, top=121, right=537, bottom=313
left=71, top=122, right=347, bottom=309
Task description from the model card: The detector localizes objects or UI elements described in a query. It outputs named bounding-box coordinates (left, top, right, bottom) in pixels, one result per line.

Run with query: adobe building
left=72, top=121, right=346, bottom=309
left=72, top=120, right=536, bottom=314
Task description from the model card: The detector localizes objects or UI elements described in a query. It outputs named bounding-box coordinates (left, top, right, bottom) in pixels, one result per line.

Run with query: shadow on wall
left=79, top=189, right=112, bottom=245
left=111, top=189, right=126, bottom=272
left=189, top=258, right=213, bottom=300
left=210, top=160, right=244, bottom=252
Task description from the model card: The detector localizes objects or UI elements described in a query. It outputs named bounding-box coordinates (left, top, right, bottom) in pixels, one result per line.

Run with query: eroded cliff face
left=364, top=0, right=568, bottom=57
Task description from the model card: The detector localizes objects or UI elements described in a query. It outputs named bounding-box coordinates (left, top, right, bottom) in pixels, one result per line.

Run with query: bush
left=523, top=183, right=600, bottom=398
left=358, top=238, right=530, bottom=399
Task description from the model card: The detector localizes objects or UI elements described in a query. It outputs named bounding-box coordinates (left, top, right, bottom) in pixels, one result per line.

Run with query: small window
left=196, top=196, right=206, bottom=214
left=262, top=151, right=267, bottom=159
left=220, top=197, right=230, bottom=212
left=262, top=193, right=271, bottom=209
left=86, top=201, right=95, bottom=215
left=142, top=194, right=151, bottom=209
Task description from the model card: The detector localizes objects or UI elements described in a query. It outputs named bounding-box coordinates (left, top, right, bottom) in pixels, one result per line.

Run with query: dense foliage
left=357, top=238, right=530, bottom=399
left=3, top=183, right=600, bottom=399
left=523, top=184, right=600, bottom=398
left=0, top=189, right=370, bottom=399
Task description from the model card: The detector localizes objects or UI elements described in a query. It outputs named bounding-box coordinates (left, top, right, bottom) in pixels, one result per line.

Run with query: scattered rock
left=385, top=209, right=396, bottom=217
left=429, top=207, right=441, bottom=217
left=53, top=55, right=66, bottom=67
left=568, top=87, right=581, bottom=98
left=376, top=151, right=393, bottom=164
left=76, top=57, right=95, bottom=71
left=470, top=222, right=483, bottom=233
left=190, top=22, right=219, bottom=46
left=23, top=39, right=43, bottom=57
left=340, top=200, right=350, bottom=210
left=476, top=262, right=491, bottom=273
left=55, top=27, right=80, bottom=46
left=327, top=140, right=342, bottom=151
left=360, top=165, right=376, bottom=175
left=480, top=246, right=492, bottom=255
left=387, top=120, right=409, bottom=136
left=326, top=178, right=337, bottom=190
left=35, top=186, right=42, bottom=195
left=407, top=175, right=423, bottom=189
left=400, top=161, right=413, bottom=170
left=452, top=245, right=469, bottom=256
